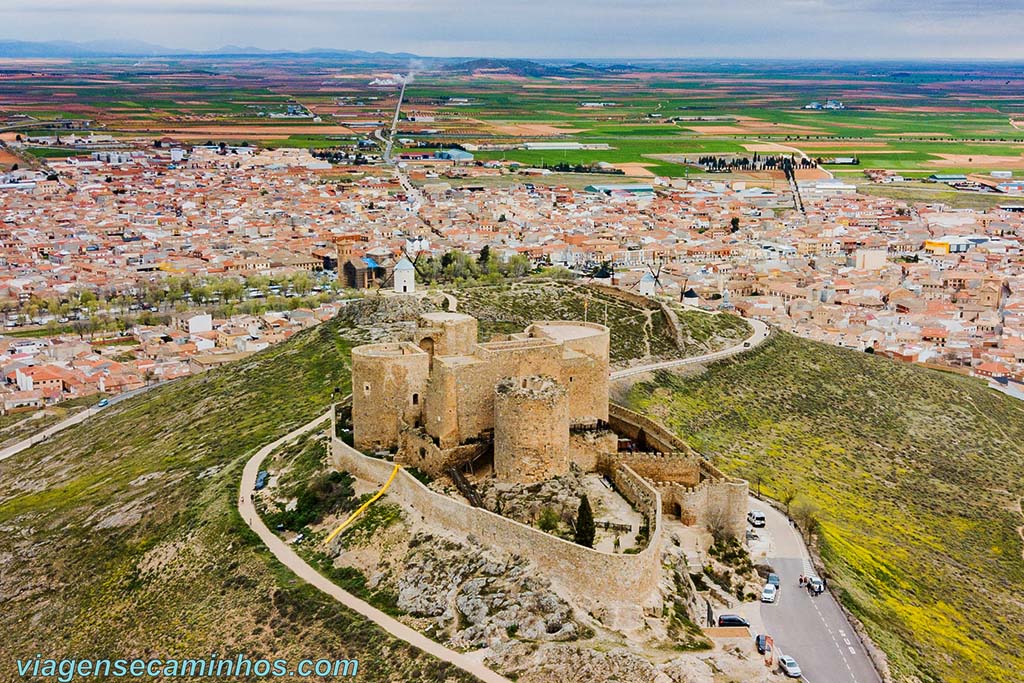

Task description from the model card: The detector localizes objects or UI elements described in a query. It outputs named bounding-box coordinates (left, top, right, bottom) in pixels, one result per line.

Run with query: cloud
left=4, top=0, right=1024, bottom=58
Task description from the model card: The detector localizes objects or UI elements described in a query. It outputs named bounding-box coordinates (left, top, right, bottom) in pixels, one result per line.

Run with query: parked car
left=767, top=573, right=780, bottom=588
left=717, top=614, right=749, bottom=628
left=778, top=655, right=802, bottom=678
left=254, top=470, right=269, bottom=491
left=747, top=510, right=766, bottom=527
left=807, top=576, right=824, bottom=593
left=760, top=584, right=777, bottom=603
left=754, top=634, right=767, bottom=654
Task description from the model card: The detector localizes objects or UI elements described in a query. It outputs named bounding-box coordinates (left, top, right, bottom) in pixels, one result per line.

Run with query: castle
left=350, top=312, right=748, bottom=538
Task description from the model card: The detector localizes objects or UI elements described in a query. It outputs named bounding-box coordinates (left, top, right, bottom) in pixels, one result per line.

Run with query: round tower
left=493, top=375, right=570, bottom=484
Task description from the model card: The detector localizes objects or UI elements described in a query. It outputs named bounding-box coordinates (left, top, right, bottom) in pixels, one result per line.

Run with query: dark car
left=718, top=614, right=750, bottom=628
left=767, top=573, right=780, bottom=588
left=755, top=634, right=767, bottom=654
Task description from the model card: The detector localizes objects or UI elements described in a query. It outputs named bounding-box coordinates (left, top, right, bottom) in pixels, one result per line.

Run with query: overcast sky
left=4, top=0, right=1023, bottom=59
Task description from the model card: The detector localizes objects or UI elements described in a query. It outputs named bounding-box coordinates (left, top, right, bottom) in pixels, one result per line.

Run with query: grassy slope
left=0, top=318, right=475, bottom=683
left=454, top=280, right=749, bottom=364
left=623, top=333, right=1024, bottom=683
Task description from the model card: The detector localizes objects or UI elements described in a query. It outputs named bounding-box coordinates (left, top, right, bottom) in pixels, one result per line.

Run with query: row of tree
left=413, top=246, right=533, bottom=285
left=696, top=154, right=817, bottom=172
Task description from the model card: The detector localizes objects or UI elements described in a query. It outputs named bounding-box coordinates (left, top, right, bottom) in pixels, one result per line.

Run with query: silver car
left=778, top=655, right=802, bottom=678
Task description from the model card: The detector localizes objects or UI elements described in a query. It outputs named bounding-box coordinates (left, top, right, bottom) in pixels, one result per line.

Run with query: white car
left=778, top=655, right=802, bottom=678
left=760, top=583, right=777, bottom=603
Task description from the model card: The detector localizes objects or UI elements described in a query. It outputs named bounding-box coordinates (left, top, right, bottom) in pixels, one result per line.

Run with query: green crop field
left=7, top=59, right=1024, bottom=181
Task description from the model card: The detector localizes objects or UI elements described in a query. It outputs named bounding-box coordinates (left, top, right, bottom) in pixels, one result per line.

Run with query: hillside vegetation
left=0, top=317, right=475, bottom=683
left=623, top=333, right=1024, bottom=683
left=454, top=280, right=749, bottom=364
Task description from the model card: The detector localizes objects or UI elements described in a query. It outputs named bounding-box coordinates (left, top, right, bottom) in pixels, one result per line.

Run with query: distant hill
left=0, top=39, right=421, bottom=60
left=624, top=332, right=1024, bottom=683
left=444, top=58, right=634, bottom=77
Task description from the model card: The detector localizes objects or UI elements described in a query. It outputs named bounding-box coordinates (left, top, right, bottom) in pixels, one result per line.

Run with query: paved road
left=239, top=412, right=511, bottom=683
left=610, top=316, right=770, bottom=380
left=0, top=382, right=163, bottom=462
left=755, top=499, right=882, bottom=683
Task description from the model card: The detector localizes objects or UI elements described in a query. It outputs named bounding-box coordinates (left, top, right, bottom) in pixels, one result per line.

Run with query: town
left=0, top=135, right=1022, bottom=418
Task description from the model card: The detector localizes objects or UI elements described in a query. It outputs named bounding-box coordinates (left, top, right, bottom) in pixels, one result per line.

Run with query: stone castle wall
left=330, top=433, right=664, bottom=623
left=569, top=430, right=618, bottom=472
left=352, top=343, right=429, bottom=450
left=414, top=312, right=478, bottom=358
left=601, top=451, right=702, bottom=486
left=397, top=426, right=483, bottom=473
left=658, top=478, right=748, bottom=538
left=608, top=402, right=696, bottom=455
left=494, top=376, right=570, bottom=484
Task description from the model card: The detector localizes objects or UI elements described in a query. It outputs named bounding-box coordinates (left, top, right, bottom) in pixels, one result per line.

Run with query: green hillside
left=0, top=318, right=475, bottom=683
left=454, top=281, right=750, bottom=363
left=623, top=333, right=1024, bottom=683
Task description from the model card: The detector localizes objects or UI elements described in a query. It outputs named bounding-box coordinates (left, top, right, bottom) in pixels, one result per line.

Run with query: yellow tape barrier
left=322, top=463, right=401, bottom=546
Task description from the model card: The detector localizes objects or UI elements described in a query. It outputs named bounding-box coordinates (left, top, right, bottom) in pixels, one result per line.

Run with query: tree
left=791, top=497, right=821, bottom=535
left=574, top=495, right=595, bottom=548
left=730, top=216, right=740, bottom=232
left=538, top=507, right=559, bottom=533
left=705, top=500, right=737, bottom=543
left=591, top=261, right=613, bottom=279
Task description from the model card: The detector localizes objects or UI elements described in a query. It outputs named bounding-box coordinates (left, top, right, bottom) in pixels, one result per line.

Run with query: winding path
left=238, top=411, right=511, bottom=683
left=610, top=317, right=770, bottom=380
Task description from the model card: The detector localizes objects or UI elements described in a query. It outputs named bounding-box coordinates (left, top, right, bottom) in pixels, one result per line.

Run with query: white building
left=638, top=272, right=656, bottom=297
left=186, top=313, right=213, bottom=335
left=393, top=257, right=416, bottom=294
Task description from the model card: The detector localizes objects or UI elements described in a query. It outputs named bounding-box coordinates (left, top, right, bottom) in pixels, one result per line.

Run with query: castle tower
left=414, top=312, right=478, bottom=358
left=393, top=256, right=416, bottom=294
left=493, top=375, right=570, bottom=484
left=351, top=342, right=430, bottom=451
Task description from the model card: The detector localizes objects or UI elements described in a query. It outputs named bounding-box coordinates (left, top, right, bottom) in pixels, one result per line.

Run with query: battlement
left=352, top=313, right=609, bottom=472
left=352, top=342, right=427, bottom=358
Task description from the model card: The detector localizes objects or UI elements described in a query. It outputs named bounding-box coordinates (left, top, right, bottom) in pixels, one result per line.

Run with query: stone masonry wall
left=606, top=452, right=701, bottom=486
left=608, top=402, right=696, bottom=455
left=330, top=434, right=664, bottom=621
left=352, top=343, right=429, bottom=451
left=494, top=376, right=570, bottom=484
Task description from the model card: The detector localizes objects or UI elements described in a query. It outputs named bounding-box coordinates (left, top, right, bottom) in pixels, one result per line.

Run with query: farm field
left=5, top=58, right=1024, bottom=182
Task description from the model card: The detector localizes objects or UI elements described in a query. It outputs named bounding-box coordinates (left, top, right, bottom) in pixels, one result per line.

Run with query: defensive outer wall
left=329, top=419, right=664, bottom=625
left=608, top=402, right=747, bottom=538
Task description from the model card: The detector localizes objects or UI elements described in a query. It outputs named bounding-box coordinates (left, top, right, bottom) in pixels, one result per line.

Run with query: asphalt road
left=610, top=317, right=770, bottom=380
left=0, top=382, right=162, bottom=462
left=756, top=499, right=882, bottom=683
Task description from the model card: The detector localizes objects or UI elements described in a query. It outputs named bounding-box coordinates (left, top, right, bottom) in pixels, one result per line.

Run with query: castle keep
left=353, top=312, right=611, bottom=483
left=350, top=312, right=748, bottom=539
